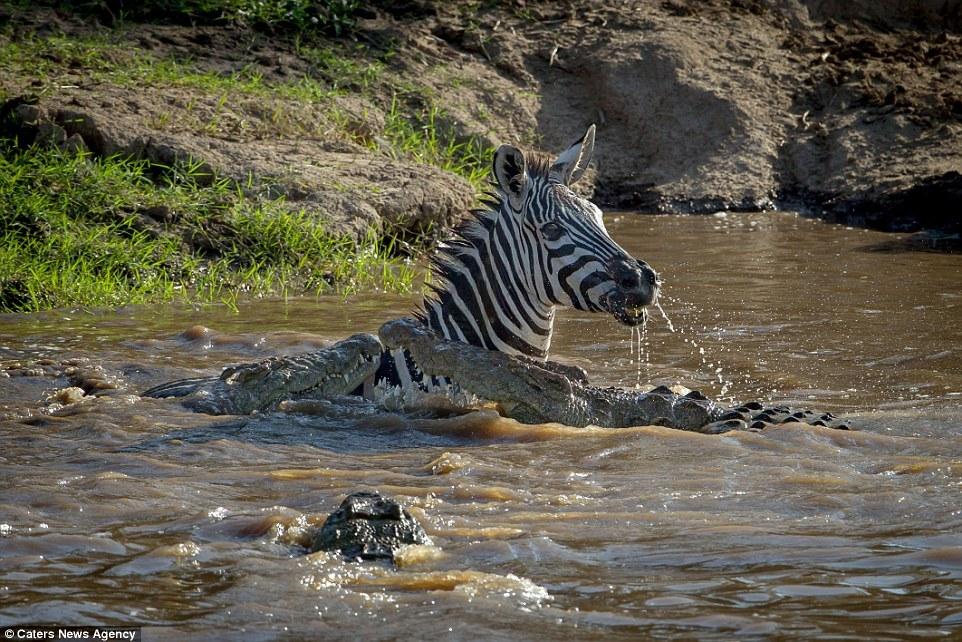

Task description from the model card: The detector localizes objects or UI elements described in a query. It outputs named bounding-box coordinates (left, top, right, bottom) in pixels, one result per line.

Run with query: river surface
left=1, top=212, right=961, bottom=640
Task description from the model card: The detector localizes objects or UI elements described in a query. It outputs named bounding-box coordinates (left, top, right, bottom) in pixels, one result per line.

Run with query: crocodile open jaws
left=142, top=333, right=382, bottom=415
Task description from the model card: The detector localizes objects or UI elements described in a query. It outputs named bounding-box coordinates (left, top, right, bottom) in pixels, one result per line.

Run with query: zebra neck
left=423, top=291, right=555, bottom=358
left=422, top=213, right=555, bottom=359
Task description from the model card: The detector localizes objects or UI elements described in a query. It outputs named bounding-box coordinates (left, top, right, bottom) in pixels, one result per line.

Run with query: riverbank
left=1, top=0, right=960, bottom=311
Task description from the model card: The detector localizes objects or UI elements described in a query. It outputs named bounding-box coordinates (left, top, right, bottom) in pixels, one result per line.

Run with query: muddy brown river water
left=1, top=212, right=961, bottom=640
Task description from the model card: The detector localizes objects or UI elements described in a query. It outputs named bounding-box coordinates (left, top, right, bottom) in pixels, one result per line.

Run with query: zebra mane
left=415, top=150, right=555, bottom=324
left=414, top=192, right=499, bottom=324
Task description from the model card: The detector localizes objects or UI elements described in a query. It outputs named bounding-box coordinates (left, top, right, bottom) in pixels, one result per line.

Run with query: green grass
left=0, top=31, right=494, bottom=188
left=229, top=0, right=360, bottom=36
left=294, top=41, right=385, bottom=92
left=380, top=95, right=493, bottom=191
left=0, top=144, right=417, bottom=313
left=0, top=20, right=498, bottom=313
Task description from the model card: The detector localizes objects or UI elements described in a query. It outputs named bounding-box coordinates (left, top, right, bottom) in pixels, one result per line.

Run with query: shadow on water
left=856, top=232, right=962, bottom=254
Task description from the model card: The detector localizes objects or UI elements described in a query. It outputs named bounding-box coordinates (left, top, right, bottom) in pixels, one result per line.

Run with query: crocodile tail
left=141, top=376, right=218, bottom=398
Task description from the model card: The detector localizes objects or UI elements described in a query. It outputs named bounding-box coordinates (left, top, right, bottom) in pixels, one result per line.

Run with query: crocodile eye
left=541, top=221, right=564, bottom=241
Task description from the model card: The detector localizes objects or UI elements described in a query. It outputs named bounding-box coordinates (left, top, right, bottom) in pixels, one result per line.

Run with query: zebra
left=370, top=125, right=659, bottom=399
left=142, top=125, right=660, bottom=411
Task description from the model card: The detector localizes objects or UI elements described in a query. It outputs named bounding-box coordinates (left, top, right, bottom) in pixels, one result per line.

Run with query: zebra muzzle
left=605, top=258, right=658, bottom=325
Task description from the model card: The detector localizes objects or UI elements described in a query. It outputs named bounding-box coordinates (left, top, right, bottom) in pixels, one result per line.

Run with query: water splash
left=640, top=318, right=650, bottom=387
left=655, top=296, right=738, bottom=403
left=627, top=316, right=650, bottom=388
left=623, top=294, right=740, bottom=401
left=655, top=301, right=676, bottom=333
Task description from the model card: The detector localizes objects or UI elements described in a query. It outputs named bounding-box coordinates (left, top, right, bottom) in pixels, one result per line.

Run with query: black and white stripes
left=372, top=125, right=659, bottom=396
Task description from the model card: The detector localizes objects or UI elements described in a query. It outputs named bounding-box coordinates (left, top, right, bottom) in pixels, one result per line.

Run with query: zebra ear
left=493, top=144, right=528, bottom=210
left=551, top=124, right=596, bottom=186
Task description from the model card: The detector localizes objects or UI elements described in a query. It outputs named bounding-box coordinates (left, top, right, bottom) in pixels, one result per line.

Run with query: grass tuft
left=380, top=95, right=493, bottom=192
left=0, top=34, right=337, bottom=103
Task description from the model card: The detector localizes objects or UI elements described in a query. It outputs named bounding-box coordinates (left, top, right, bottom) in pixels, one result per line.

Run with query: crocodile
left=378, top=318, right=849, bottom=432
left=144, top=317, right=849, bottom=433
left=311, top=491, right=432, bottom=561
left=142, top=332, right=382, bottom=415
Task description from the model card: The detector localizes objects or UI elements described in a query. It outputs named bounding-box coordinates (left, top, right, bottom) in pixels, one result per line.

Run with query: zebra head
left=423, top=125, right=659, bottom=358
left=492, top=125, right=659, bottom=327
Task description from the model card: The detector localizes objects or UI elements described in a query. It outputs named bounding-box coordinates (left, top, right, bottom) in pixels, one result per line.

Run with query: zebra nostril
left=609, top=258, right=646, bottom=294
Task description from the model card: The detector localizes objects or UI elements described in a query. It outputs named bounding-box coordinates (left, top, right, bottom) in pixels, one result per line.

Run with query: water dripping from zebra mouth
left=2, top=212, right=961, bottom=640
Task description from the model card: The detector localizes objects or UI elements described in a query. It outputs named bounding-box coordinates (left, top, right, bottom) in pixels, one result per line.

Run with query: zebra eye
left=540, top=221, right=564, bottom=241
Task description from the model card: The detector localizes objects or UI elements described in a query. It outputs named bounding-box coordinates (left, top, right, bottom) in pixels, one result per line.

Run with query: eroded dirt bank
left=2, top=0, right=960, bottom=239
